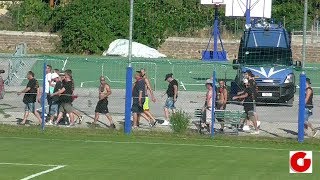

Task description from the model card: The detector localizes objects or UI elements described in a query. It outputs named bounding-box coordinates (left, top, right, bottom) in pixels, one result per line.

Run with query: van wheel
left=284, top=97, right=294, bottom=107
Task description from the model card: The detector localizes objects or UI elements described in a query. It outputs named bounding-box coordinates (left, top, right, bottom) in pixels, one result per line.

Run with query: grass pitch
left=0, top=125, right=319, bottom=180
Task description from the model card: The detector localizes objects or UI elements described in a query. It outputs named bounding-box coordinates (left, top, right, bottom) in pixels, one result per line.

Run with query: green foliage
left=51, top=0, right=127, bottom=54
left=8, top=0, right=52, bottom=31
left=4, top=0, right=320, bottom=53
left=170, top=110, right=190, bottom=134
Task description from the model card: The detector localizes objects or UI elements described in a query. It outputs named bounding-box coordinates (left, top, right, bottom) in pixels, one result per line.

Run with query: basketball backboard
left=225, top=0, right=272, bottom=18
left=201, top=0, right=225, bottom=5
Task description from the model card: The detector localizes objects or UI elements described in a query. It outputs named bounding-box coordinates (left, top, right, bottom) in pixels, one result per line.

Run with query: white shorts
left=206, top=108, right=212, bottom=124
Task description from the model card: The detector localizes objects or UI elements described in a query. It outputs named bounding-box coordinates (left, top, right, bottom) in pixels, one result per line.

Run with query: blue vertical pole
left=124, top=67, right=133, bottom=134
left=298, top=72, right=306, bottom=142
left=245, top=0, right=251, bottom=25
left=211, top=70, right=216, bottom=137
left=41, top=61, right=47, bottom=131
left=213, top=5, right=219, bottom=53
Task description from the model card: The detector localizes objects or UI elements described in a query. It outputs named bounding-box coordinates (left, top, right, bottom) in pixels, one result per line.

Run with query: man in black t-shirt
left=304, top=78, right=318, bottom=137
left=132, top=71, right=146, bottom=128
left=51, top=71, right=76, bottom=126
left=246, top=70, right=260, bottom=129
left=17, top=71, right=42, bottom=125
left=232, top=79, right=259, bottom=135
left=162, top=73, right=178, bottom=126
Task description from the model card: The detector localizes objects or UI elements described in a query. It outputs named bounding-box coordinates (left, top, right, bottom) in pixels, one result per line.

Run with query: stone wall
left=158, top=37, right=320, bottom=62
left=0, top=31, right=60, bottom=53
left=0, top=30, right=318, bottom=62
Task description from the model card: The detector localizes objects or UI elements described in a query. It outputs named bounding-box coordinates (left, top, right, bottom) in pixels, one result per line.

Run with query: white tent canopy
left=103, top=39, right=166, bottom=58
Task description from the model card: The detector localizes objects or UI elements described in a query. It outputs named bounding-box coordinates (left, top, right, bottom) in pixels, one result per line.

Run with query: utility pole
left=302, top=0, right=308, bottom=69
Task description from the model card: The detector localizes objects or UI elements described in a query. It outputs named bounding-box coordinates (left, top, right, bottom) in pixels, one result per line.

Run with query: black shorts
left=132, top=101, right=144, bottom=114
left=95, top=99, right=109, bottom=114
left=216, top=103, right=226, bottom=122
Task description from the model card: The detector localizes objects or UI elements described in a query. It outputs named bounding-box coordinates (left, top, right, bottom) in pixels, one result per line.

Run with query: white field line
left=20, top=165, right=65, bottom=180
left=105, top=76, right=125, bottom=83
left=61, top=58, right=68, bottom=71
left=0, top=162, right=66, bottom=180
left=0, top=136, right=318, bottom=152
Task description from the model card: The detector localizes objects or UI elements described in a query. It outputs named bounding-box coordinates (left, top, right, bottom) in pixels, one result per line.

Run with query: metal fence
left=0, top=54, right=318, bottom=140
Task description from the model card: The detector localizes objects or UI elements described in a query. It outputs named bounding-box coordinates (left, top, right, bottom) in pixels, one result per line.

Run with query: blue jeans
left=164, top=97, right=176, bottom=110
left=24, top=103, right=35, bottom=113
left=49, top=103, right=59, bottom=116
left=304, top=108, right=312, bottom=122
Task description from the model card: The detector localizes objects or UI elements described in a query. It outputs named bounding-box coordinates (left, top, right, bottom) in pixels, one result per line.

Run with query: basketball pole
left=245, top=0, right=251, bottom=25
left=124, top=0, right=134, bottom=134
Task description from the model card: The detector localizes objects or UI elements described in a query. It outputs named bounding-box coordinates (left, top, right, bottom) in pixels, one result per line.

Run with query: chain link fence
left=0, top=54, right=318, bottom=138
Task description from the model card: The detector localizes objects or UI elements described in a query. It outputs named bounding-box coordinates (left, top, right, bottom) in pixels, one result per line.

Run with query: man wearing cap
left=162, top=73, right=178, bottom=126
left=47, top=72, right=63, bottom=125
left=132, top=71, right=146, bottom=128
left=304, top=78, right=318, bottom=137
left=233, top=78, right=259, bottom=134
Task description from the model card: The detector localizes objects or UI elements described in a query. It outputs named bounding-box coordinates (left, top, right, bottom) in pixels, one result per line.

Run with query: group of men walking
left=17, top=66, right=179, bottom=129
left=18, top=65, right=83, bottom=127
left=17, top=66, right=318, bottom=137
left=131, top=69, right=178, bottom=128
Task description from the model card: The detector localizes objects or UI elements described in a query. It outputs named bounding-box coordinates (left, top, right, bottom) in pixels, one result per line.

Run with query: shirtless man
left=216, top=80, right=228, bottom=132
left=202, top=79, right=214, bottom=133
left=139, top=68, right=157, bottom=127
left=92, top=76, right=115, bottom=128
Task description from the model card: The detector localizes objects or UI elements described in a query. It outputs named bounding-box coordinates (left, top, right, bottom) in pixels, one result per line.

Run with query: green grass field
left=26, top=55, right=320, bottom=94
left=0, top=124, right=319, bottom=180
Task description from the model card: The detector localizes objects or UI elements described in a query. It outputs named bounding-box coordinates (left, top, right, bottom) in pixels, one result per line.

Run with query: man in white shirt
left=45, top=65, right=53, bottom=116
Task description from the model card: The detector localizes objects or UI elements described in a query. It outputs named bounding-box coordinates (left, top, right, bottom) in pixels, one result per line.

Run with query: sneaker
left=66, top=123, right=75, bottom=127
left=257, top=121, right=261, bottom=129
left=149, top=120, right=157, bottom=127
left=242, top=125, right=250, bottom=131
left=250, top=130, right=260, bottom=135
left=161, top=120, right=170, bottom=126
left=312, top=130, right=319, bottom=137
left=46, top=121, right=53, bottom=126
left=149, top=122, right=153, bottom=127
left=78, top=116, right=83, bottom=124
left=110, top=123, right=116, bottom=129
left=152, top=120, right=157, bottom=127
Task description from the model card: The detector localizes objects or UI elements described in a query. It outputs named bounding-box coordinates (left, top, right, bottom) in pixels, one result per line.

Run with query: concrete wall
left=0, top=31, right=60, bottom=53
left=158, top=37, right=320, bottom=62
